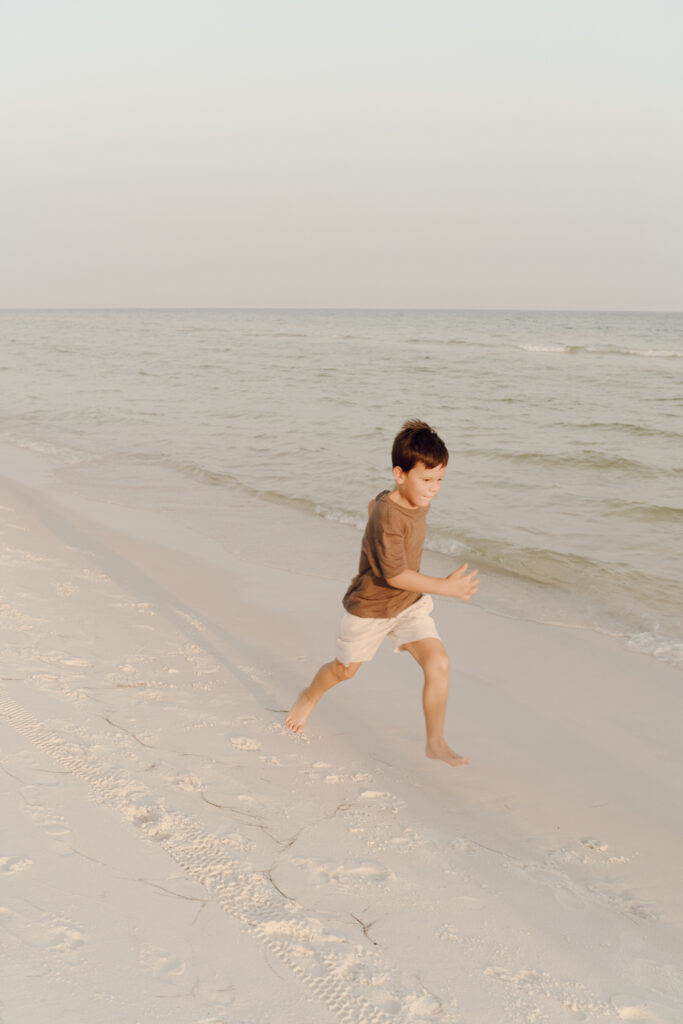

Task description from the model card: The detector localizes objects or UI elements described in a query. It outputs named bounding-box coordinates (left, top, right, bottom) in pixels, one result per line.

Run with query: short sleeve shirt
left=342, top=490, right=428, bottom=618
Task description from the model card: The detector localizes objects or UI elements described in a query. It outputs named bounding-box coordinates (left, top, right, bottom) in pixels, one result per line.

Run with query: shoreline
left=2, top=466, right=683, bottom=1021
left=3, top=438, right=681, bottom=676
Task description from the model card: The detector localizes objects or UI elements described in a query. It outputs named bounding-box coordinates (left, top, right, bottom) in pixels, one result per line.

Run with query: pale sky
left=2, top=0, right=682, bottom=309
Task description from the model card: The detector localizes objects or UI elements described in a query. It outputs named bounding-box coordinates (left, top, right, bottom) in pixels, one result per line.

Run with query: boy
left=285, top=420, right=478, bottom=767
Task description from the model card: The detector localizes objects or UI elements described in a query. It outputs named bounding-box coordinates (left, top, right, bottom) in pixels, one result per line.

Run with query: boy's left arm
left=386, top=565, right=479, bottom=601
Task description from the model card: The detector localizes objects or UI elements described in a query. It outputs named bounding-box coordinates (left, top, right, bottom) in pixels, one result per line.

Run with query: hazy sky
left=3, top=1, right=682, bottom=309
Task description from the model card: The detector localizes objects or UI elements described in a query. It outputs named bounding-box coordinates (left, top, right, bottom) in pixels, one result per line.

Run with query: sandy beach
left=2, top=470, right=682, bottom=1024
left=4, top=0, right=682, bottom=1013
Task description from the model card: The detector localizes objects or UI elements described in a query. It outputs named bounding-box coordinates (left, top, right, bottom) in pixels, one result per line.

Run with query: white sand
left=1, top=472, right=682, bottom=1024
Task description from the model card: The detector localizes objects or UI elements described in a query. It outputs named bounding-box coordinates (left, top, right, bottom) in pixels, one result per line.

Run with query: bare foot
left=285, top=688, right=316, bottom=734
left=426, top=738, right=470, bottom=767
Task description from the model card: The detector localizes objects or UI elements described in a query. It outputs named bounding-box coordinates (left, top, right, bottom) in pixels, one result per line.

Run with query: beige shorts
left=335, top=594, right=440, bottom=666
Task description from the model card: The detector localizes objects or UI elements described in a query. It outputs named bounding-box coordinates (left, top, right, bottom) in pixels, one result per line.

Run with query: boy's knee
left=333, top=659, right=360, bottom=681
left=426, top=650, right=449, bottom=676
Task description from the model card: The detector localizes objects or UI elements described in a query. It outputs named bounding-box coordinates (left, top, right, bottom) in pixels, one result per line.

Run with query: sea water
left=1, top=308, right=681, bottom=667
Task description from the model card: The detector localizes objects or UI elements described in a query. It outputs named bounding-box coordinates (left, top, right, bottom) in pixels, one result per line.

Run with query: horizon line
left=2, top=306, right=682, bottom=315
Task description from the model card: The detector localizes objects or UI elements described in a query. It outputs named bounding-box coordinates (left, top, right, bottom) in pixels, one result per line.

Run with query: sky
left=2, top=0, right=682, bottom=310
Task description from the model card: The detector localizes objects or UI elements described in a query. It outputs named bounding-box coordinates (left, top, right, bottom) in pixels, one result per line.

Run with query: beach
left=2, top=459, right=682, bottom=1024
left=2, top=308, right=681, bottom=1022
left=5, top=0, right=682, bottom=1013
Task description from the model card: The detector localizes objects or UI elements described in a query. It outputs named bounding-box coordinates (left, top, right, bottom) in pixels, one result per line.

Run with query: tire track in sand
left=0, top=685, right=449, bottom=1024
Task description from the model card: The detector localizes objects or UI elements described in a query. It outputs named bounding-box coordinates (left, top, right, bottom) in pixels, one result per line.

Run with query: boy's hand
left=444, top=563, right=479, bottom=600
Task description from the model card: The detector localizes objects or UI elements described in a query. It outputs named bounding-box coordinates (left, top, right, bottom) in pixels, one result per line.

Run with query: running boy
left=285, top=420, right=478, bottom=767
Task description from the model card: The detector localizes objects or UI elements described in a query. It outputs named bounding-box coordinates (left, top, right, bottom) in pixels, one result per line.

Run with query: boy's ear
left=392, top=465, right=406, bottom=486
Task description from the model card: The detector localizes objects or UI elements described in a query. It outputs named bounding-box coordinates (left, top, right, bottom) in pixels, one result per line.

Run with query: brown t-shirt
left=342, top=490, right=428, bottom=618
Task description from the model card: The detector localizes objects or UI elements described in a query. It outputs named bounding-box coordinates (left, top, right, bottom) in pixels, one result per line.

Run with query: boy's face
left=393, top=461, right=446, bottom=509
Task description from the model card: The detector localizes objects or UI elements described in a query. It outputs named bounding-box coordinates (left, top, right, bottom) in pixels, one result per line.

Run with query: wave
left=294, top=501, right=683, bottom=638
left=46, top=451, right=682, bottom=550
left=239, top=331, right=309, bottom=339
left=426, top=529, right=598, bottom=585
left=424, top=530, right=683, bottom=651
left=569, top=421, right=683, bottom=440
left=404, top=337, right=468, bottom=346
left=317, top=505, right=368, bottom=531
left=626, top=632, right=683, bottom=668
left=148, top=462, right=369, bottom=533
left=511, top=450, right=662, bottom=474
left=157, top=458, right=241, bottom=490
left=4, top=434, right=680, bottom=668
left=158, top=459, right=353, bottom=524
left=464, top=447, right=661, bottom=476
left=5, top=434, right=94, bottom=466
left=520, top=344, right=582, bottom=354
left=636, top=349, right=683, bottom=359
left=520, top=343, right=683, bottom=359
left=608, top=502, right=683, bottom=523
left=309, top=497, right=637, bottom=610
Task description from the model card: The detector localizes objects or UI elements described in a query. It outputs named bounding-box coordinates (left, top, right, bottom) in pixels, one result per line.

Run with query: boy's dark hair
left=392, top=419, right=449, bottom=471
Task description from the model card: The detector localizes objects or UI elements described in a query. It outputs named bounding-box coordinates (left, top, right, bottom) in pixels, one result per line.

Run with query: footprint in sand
left=2, top=908, right=86, bottom=961
left=122, top=804, right=173, bottom=841
left=57, top=582, right=79, bottom=597
left=449, top=837, right=478, bottom=856
left=358, top=790, right=404, bottom=813
left=389, top=827, right=422, bottom=851
left=294, top=857, right=395, bottom=887
left=139, top=945, right=186, bottom=980
left=581, top=836, right=609, bottom=853
left=230, top=736, right=262, bottom=751
left=613, top=1001, right=660, bottom=1022
left=50, top=920, right=87, bottom=954
left=26, top=804, right=71, bottom=837
left=169, top=774, right=203, bottom=792
left=0, top=857, right=32, bottom=874
left=77, top=568, right=111, bottom=583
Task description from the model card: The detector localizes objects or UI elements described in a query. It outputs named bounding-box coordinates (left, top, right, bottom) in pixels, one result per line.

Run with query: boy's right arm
left=386, top=564, right=479, bottom=601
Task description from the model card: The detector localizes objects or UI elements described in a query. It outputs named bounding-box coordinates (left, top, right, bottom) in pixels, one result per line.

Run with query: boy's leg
left=285, top=659, right=361, bottom=734
left=401, top=637, right=469, bottom=767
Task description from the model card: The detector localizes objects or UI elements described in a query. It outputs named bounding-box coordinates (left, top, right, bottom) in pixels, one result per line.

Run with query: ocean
left=1, top=308, right=681, bottom=668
